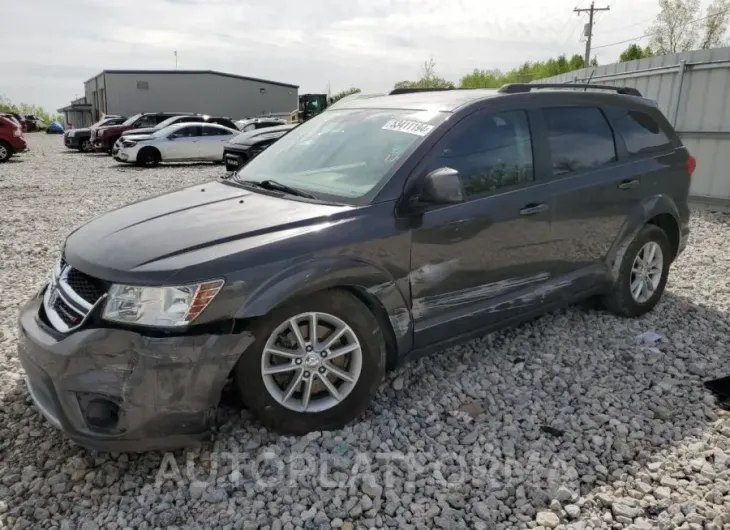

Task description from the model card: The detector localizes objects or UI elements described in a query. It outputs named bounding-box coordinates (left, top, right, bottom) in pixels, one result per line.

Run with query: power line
left=575, top=1, right=611, bottom=65
left=592, top=8, right=730, bottom=50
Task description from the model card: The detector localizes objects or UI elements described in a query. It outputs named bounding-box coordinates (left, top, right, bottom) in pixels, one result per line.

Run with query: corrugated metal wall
left=535, top=47, right=730, bottom=209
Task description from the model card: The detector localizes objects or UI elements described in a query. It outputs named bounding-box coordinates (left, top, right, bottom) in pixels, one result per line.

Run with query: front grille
left=66, top=268, right=105, bottom=304
left=53, top=297, right=84, bottom=327
left=43, top=259, right=106, bottom=333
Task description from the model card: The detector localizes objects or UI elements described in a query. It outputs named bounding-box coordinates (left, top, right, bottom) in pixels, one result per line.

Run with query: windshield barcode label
left=381, top=119, right=434, bottom=136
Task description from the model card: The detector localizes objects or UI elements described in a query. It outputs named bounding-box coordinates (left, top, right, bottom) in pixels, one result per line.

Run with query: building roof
left=84, top=70, right=298, bottom=89
left=58, top=101, right=92, bottom=113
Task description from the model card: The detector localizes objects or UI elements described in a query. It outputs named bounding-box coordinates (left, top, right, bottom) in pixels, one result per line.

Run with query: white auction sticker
left=381, top=119, right=435, bottom=136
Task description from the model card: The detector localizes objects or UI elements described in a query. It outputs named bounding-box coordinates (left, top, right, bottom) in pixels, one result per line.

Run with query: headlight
left=122, top=140, right=137, bottom=148
left=68, top=130, right=76, bottom=137
left=102, top=280, right=224, bottom=327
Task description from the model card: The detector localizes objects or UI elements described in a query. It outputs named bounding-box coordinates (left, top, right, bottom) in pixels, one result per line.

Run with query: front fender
left=237, top=256, right=412, bottom=356
left=606, top=194, right=681, bottom=282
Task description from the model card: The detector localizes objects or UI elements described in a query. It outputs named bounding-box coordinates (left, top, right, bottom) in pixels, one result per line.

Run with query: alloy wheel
left=630, top=241, right=663, bottom=303
left=261, top=312, right=363, bottom=413
left=0, top=145, right=8, bottom=161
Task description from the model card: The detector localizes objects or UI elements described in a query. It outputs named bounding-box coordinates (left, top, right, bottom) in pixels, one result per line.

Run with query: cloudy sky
left=0, top=0, right=714, bottom=113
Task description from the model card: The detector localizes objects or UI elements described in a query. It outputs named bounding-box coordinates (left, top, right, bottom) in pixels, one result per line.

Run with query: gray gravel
left=1, top=134, right=730, bottom=529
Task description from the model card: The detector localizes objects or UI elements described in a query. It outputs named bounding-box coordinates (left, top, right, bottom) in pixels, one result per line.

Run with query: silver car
left=113, top=122, right=238, bottom=167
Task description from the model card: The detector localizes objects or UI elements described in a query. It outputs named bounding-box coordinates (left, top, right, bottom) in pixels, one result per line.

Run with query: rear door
left=199, top=125, right=236, bottom=160
left=545, top=105, right=646, bottom=287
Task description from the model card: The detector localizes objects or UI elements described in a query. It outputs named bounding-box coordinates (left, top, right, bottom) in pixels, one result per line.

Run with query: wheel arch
left=237, top=257, right=412, bottom=366
left=606, top=194, right=683, bottom=281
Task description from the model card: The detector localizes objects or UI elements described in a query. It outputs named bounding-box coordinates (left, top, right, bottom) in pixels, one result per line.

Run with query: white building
left=83, top=69, right=299, bottom=121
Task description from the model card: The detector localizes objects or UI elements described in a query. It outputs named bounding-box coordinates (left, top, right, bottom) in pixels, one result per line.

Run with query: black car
left=223, top=124, right=295, bottom=171
left=18, top=83, right=693, bottom=451
left=64, top=116, right=126, bottom=152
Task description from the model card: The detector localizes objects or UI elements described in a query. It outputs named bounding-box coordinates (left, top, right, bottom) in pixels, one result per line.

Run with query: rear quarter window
left=612, top=109, right=673, bottom=157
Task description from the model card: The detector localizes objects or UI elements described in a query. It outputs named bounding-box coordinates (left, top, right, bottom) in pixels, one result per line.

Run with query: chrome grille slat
left=43, top=259, right=106, bottom=333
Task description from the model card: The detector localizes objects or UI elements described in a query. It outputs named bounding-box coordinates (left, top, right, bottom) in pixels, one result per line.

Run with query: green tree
left=619, top=44, right=655, bottom=62
left=700, top=0, right=730, bottom=49
left=649, top=0, right=701, bottom=54
left=459, top=54, right=588, bottom=88
left=394, top=57, right=455, bottom=89
left=0, top=95, right=60, bottom=124
left=330, top=88, right=361, bottom=104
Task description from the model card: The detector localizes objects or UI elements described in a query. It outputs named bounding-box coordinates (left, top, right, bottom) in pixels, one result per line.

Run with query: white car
left=113, top=122, right=239, bottom=167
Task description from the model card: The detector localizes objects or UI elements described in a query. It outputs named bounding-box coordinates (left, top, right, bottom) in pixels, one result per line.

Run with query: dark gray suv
left=17, top=83, right=694, bottom=451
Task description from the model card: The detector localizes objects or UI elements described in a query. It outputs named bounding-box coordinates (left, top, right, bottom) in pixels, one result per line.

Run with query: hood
left=120, top=134, right=155, bottom=142
left=97, top=124, right=130, bottom=134
left=69, top=127, right=91, bottom=135
left=64, top=180, right=350, bottom=284
left=230, top=125, right=293, bottom=146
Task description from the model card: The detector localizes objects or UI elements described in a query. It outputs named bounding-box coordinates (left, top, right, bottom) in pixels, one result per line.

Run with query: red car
left=0, top=114, right=27, bottom=162
left=91, top=112, right=194, bottom=153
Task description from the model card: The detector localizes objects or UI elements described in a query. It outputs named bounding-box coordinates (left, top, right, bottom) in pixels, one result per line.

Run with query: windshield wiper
left=240, top=179, right=315, bottom=199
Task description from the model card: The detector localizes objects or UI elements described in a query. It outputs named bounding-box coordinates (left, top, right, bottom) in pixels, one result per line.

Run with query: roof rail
left=498, top=83, right=642, bottom=97
left=389, top=87, right=455, bottom=95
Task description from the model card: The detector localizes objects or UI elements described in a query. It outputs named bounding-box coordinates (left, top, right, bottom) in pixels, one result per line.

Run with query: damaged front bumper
left=17, top=296, right=253, bottom=452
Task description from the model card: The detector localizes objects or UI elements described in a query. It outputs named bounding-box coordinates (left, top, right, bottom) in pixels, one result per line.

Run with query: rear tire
left=0, top=141, right=12, bottom=162
left=601, top=224, right=671, bottom=318
left=234, top=290, right=385, bottom=435
left=136, top=147, right=161, bottom=167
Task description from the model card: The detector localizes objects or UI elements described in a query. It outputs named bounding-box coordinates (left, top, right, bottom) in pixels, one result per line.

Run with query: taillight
left=687, top=155, right=697, bottom=176
left=12, top=128, right=21, bottom=137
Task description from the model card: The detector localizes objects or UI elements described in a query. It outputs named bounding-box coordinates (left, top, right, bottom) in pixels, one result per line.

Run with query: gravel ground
left=1, top=134, right=730, bottom=530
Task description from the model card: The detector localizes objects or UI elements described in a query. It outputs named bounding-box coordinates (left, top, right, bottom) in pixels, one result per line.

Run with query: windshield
left=233, top=108, right=446, bottom=203
left=121, top=114, right=142, bottom=126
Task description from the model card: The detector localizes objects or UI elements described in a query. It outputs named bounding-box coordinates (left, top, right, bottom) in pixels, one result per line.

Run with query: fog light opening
left=84, top=398, right=120, bottom=430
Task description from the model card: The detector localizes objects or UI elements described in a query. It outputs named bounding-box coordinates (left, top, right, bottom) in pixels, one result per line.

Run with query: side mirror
left=419, top=167, right=464, bottom=205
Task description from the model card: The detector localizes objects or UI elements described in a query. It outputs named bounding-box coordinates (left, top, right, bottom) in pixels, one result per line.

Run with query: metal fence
left=536, top=47, right=730, bottom=211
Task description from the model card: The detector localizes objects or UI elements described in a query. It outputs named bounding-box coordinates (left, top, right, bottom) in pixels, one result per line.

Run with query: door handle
left=618, top=179, right=640, bottom=190
left=519, top=203, right=548, bottom=215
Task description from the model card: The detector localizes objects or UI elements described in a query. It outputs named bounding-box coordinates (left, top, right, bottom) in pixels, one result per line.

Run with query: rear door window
left=544, top=107, right=616, bottom=176
left=612, top=109, right=673, bottom=156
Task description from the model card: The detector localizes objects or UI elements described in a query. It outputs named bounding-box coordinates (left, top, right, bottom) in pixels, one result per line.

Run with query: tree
left=0, top=95, right=60, bottom=124
left=459, top=54, right=588, bottom=88
left=330, top=88, right=361, bottom=104
left=649, top=0, right=701, bottom=54
left=619, top=43, right=655, bottom=62
left=700, top=0, right=730, bottom=49
left=394, top=57, right=455, bottom=89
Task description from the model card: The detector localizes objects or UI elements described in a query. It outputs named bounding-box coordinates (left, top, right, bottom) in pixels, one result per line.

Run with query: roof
left=58, top=102, right=92, bottom=113
left=331, top=89, right=500, bottom=112
left=84, top=70, right=298, bottom=89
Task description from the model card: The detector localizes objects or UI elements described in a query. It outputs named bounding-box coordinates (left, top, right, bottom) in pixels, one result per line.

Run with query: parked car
left=24, top=115, right=46, bottom=132
left=0, top=114, right=27, bottom=162
left=91, top=112, right=194, bottom=153
left=112, top=115, right=238, bottom=156
left=8, top=113, right=28, bottom=133
left=223, top=124, right=296, bottom=171
left=113, top=122, right=239, bottom=166
left=18, top=83, right=693, bottom=451
left=64, top=116, right=126, bottom=152
left=234, top=117, right=288, bottom=131
left=46, top=122, right=64, bottom=134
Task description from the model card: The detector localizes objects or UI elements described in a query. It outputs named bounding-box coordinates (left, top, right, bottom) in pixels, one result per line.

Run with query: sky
left=0, top=0, right=716, bottom=113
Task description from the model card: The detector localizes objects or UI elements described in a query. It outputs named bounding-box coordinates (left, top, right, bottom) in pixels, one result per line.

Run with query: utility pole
left=574, top=1, right=610, bottom=66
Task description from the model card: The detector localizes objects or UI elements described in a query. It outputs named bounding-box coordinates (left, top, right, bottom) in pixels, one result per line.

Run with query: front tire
left=79, top=139, right=93, bottom=153
left=0, top=141, right=12, bottom=162
left=601, top=224, right=671, bottom=317
left=136, top=147, right=161, bottom=167
left=235, top=290, right=385, bottom=435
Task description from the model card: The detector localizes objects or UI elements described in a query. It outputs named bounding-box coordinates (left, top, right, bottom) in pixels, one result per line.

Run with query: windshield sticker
left=384, top=145, right=407, bottom=163
left=381, top=119, right=435, bottom=137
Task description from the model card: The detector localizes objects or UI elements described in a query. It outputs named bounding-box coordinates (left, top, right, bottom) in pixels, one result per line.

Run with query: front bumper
left=64, top=135, right=81, bottom=148
left=17, top=295, right=253, bottom=452
left=223, top=148, right=249, bottom=172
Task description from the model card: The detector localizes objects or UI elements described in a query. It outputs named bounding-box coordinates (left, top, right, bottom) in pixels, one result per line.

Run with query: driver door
left=162, top=125, right=202, bottom=160
left=408, top=108, right=557, bottom=347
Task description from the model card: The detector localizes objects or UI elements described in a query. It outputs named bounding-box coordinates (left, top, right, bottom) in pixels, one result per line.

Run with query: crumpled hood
left=122, top=127, right=157, bottom=137
left=64, top=181, right=349, bottom=283
left=120, top=134, right=155, bottom=142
